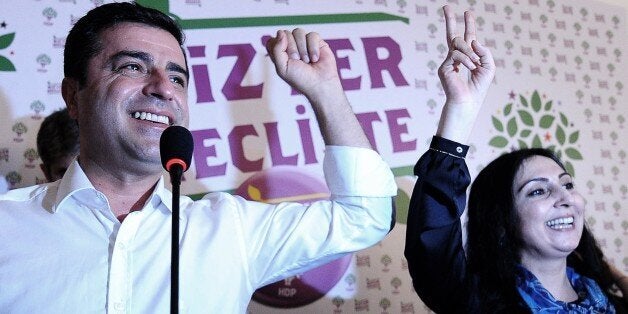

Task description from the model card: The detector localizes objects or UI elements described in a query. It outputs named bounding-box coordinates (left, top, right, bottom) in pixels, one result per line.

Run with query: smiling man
left=0, top=2, right=396, bottom=313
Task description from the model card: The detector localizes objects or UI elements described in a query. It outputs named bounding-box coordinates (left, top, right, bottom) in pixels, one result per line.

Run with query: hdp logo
left=489, top=90, right=582, bottom=175
left=234, top=167, right=352, bottom=308
left=0, top=32, right=16, bottom=71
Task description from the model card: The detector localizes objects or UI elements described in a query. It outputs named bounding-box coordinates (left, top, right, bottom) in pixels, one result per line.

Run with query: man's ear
left=62, top=78, right=79, bottom=119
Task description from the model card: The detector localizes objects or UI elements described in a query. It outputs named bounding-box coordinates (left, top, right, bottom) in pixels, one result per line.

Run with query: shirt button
left=114, top=302, right=125, bottom=310
left=456, top=146, right=463, bottom=153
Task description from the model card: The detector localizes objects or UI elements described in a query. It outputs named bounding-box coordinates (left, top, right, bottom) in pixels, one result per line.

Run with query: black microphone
left=160, top=125, right=193, bottom=185
left=159, top=125, right=193, bottom=314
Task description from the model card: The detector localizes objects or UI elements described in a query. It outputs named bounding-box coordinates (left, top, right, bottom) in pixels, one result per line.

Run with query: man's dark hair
left=36, top=108, right=79, bottom=171
left=64, top=2, right=185, bottom=86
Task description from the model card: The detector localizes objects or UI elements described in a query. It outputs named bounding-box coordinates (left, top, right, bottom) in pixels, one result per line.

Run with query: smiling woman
left=404, top=5, right=627, bottom=314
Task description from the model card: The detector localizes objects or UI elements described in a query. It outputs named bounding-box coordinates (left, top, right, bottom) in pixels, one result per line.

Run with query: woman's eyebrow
left=516, top=177, right=549, bottom=193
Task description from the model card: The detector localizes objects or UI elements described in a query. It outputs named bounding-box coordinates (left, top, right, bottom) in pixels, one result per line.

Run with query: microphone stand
left=170, top=165, right=183, bottom=314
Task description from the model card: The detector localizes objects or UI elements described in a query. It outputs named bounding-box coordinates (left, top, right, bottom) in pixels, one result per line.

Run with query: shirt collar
left=52, top=160, right=173, bottom=214
left=151, top=176, right=173, bottom=213
left=52, top=159, right=99, bottom=213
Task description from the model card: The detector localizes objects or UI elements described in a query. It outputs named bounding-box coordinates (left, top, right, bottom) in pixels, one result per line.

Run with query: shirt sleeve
left=404, top=136, right=475, bottom=313
left=239, top=145, right=397, bottom=287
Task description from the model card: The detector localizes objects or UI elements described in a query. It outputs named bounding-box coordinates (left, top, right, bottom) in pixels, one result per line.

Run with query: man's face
left=69, top=23, right=189, bottom=173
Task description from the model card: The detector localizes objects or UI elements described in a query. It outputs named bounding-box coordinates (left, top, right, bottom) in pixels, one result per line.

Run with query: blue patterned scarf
left=515, top=265, right=615, bottom=313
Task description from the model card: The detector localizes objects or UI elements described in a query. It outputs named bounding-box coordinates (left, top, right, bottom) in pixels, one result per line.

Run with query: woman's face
left=512, top=155, right=585, bottom=265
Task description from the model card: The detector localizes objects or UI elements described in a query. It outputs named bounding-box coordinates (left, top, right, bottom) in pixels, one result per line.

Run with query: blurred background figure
left=36, top=108, right=79, bottom=182
left=0, top=176, right=7, bottom=194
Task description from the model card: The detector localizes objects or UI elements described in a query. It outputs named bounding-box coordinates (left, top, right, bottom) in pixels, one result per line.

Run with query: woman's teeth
left=545, top=216, right=574, bottom=230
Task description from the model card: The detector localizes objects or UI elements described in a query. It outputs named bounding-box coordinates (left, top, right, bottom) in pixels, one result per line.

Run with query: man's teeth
left=545, top=216, right=574, bottom=229
left=132, top=111, right=170, bottom=125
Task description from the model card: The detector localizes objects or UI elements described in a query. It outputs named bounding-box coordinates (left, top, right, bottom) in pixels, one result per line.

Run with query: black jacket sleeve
left=404, top=136, right=475, bottom=313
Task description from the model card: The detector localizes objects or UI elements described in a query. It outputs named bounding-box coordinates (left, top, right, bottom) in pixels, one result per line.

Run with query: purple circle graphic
left=234, top=167, right=352, bottom=308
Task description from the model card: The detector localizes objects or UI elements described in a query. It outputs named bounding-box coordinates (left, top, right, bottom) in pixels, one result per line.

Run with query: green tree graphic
left=475, top=16, right=485, bottom=30
left=504, top=40, right=513, bottom=54
left=396, top=0, right=407, bottom=12
left=30, top=100, right=46, bottom=118
left=12, top=122, right=28, bottom=140
left=427, top=23, right=437, bottom=38
left=513, top=25, right=521, bottom=38
left=614, top=238, right=622, bottom=253
left=344, top=274, right=356, bottom=288
left=36, top=54, right=51, bottom=69
left=547, top=33, right=556, bottom=46
left=0, top=32, right=16, bottom=71
left=331, top=296, right=344, bottom=309
left=6, top=171, right=22, bottom=187
left=391, top=277, right=402, bottom=291
left=381, top=254, right=392, bottom=269
left=489, top=91, right=582, bottom=176
left=43, top=8, right=58, bottom=21
left=24, top=148, right=39, bottom=164
left=379, top=298, right=391, bottom=311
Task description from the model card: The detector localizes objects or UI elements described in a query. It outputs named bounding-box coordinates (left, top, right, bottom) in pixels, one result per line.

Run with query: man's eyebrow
left=109, top=50, right=152, bottom=65
left=108, top=50, right=189, bottom=79
left=166, top=62, right=189, bottom=80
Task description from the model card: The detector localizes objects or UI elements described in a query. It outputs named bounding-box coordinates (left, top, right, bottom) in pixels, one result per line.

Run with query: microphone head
left=160, top=126, right=194, bottom=172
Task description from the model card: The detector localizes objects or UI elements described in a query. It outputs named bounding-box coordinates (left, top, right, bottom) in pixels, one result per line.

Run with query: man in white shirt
left=0, top=2, right=396, bottom=313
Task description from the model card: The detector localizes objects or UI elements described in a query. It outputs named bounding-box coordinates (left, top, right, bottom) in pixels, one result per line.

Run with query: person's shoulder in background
left=0, top=176, right=8, bottom=194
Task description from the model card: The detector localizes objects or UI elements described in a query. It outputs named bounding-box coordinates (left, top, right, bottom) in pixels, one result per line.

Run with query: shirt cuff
left=430, top=136, right=469, bottom=158
left=323, top=146, right=397, bottom=197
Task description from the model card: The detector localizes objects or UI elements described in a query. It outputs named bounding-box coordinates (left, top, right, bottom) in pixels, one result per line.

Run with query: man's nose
left=143, top=69, right=175, bottom=102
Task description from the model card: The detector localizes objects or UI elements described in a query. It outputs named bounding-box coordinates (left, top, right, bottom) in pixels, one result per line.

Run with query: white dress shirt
left=0, top=146, right=396, bottom=313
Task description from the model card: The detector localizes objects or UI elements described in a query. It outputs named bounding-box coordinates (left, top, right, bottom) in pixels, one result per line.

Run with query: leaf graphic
left=565, top=161, right=575, bottom=176
left=565, top=147, right=583, bottom=160
left=531, top=91, right=542, bottom=112
left=569, top=131, right=579, bottom=144
left=504, top=103, right=512, bottom=116
left=532, top=134, right=542, bottom=148
left=539, top=115, right=555, bottom=129
left=520, top=95, right=529, bottom=107
left=556, top=125, right=566, bottom=145
left=492, top=116, right=504, bottom=132
left=0, top=33, right=15, bottom=49
left=544, top=101, right=553, bottom=111
left=0, top=55, right=15, bottom=71
left=520, top=129, right=532, bottom=138
left=518, top=140, right=528, bottom=149
left=489, top=136, right=508, bottom=148
left=560, top=112, right=569, bottom=126
left=507, top=117, right=517, bottom=137
left=518, top=110, right=534, bottom=126
left=546, top=145, right=556, bottom=153
left=247, top=184, right=263, bottom=201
